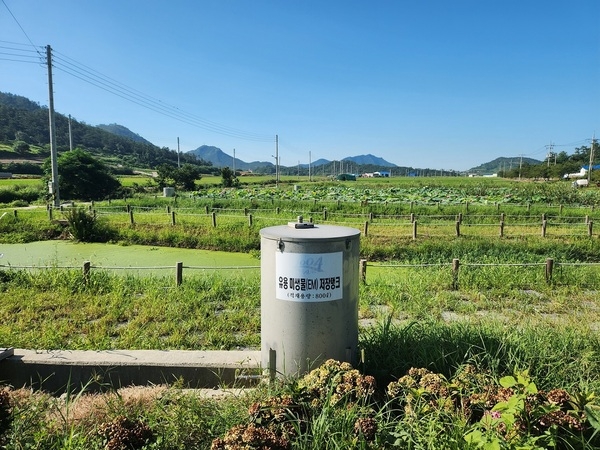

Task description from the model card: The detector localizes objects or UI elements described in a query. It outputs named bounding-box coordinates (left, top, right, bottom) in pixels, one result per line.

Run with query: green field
left=0, top=177, right=599, bottom=449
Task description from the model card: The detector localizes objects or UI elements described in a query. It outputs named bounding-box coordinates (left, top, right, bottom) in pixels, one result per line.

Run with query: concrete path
left=0, top=348, right=262, bottom=394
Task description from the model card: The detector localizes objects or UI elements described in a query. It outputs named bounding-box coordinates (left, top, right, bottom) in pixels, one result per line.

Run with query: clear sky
left=1, top=1, right=598, bottom=171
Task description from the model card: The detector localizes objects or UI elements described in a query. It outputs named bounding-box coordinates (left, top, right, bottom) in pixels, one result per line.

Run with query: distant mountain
left=187, top=145, right=273, bottom=171
left=469, top=156, right=543, bottom=174
left=189, top=146, right=401, bottom=172
left=342, top=154, right=397, bottom=167
left=96, top=123, right=153, bottom=145
left=301, top=155, right=397, bottom=169
left=310, top=158, right=330, bottom=167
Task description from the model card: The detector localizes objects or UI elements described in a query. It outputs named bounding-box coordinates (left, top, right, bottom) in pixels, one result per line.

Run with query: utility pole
left=519, top=154, right=523, bottom=181
left=588, top=135, right=596, bottom=184
left=177, top=137, right=180, bottom=168
left=545, top=143, right=554, bottom=168
left=233, top=148, right=236, bottom=175
left=275, top=135, right=279, bottom=187
left=68, top=114, right=73, bottom=151
left=309, top=151, right=312, bottom=182
left=46, top=45, right=60, bottom=207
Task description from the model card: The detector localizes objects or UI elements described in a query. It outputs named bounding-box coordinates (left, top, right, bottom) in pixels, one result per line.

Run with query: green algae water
left=0, top=241, right=258, bottom=276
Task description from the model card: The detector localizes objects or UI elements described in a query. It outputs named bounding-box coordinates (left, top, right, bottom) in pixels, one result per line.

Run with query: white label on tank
left=276, top=252, right=343, bottom=302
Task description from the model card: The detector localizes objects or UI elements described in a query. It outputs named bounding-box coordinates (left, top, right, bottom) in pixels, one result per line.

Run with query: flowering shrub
left=97, top=416, right=154, bottom=450
left=298, top=358, right=376, bottom=407
left=0, top=389, right=11, bottom=444
left=211, top=361, right=600, bottom=449
left=210, top=424, right=290, bottom=450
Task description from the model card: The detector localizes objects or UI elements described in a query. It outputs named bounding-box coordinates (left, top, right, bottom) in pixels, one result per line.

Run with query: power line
left=49, top=49, right=273, bottom=142
left=0, top=44, right=44, bottom=65
left=0, top=1, right=43, bottom=57
left=1, top=35, right=273, bottom=142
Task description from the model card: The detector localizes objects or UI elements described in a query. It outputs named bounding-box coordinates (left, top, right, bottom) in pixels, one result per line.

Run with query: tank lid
left=260, top=223, right=360, bottom=241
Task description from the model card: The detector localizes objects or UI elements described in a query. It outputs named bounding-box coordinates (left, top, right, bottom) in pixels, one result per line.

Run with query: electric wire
left=0, top=44, right=44, bottom=65
left=0, top=1, right=43, bottom=57
left=50, top=49, right=274, bottom=142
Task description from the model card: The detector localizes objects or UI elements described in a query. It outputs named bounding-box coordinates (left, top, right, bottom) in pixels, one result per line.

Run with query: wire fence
left=5, top=204, right=594, bottom=239
left=2, top=257, right=600, bottom=290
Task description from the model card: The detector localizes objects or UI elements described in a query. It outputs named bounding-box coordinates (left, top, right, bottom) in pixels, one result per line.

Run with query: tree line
left=0, top=92, right=216, bottom=172
left=500, top=145, right=598, bottom=181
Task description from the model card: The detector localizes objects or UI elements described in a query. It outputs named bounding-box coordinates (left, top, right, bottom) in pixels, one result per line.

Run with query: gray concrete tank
left=260, top=218, right=360, bottom=377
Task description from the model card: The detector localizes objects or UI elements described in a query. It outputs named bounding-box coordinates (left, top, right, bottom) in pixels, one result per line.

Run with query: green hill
left=0, top=91, right=213, bottom=172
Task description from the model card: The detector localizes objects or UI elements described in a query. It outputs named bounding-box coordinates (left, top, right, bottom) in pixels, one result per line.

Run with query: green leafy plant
left=64, top=207, right=115, bottom=242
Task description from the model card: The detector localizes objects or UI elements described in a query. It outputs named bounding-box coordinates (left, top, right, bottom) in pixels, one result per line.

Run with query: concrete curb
left=0, top=349, right=263, bottom=394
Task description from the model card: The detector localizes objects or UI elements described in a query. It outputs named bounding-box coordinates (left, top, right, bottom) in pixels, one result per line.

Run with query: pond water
left=0, top=241, right=259, bottom=275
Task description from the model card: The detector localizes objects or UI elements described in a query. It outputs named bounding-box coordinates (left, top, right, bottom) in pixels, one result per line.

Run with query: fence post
left=410, top=201, right=414, bottom=213
left=585, top=215, right=589, bottom=224
left=541, top=219, right=547, bottom=237
left=248, top=214, right=253, bottom=227
left=176, top=262, right=183, bottom=286
left=276, top=207, right=280, bottom=215
left=369, top=212, right=374, bottom=222
left=323, top=208, right=328, bottom=221
left=545, top=258, right=554, bottom=283
left=244, top=207, right=248, bottom=216
left=359, top=259, right=367, bottom=283
left=410, top=213, right=415, bottom=223
left=457, top=213, right=462, bottom=224
left=171, top=211, right=176, bottom=226
left=559, top=204, right=563, bottom=215
left=452, top=258, right=460, bottom=290
left=83, top=261, right=91, bottom=285
left=363, top=221, right=369, bottom=236
left=455, top=221, right=461, bottom=237
left=269, top=348, right=277, bottom=382
left=588, top=220, right=593, bottom=237
left=48, top=208, right=53, bottom=220
left=167, top=205, right=171, bottom=214
left=212, top=212, right=217, bottom=227
left=129, top=210, right=135, bottom=225
left=205, top=205, right=209, bottom=214
left=13, top=209, right=17, bottom=218
left=412, top=220, right=418, bottom=240
left=499, top=220, right=505, bottom=237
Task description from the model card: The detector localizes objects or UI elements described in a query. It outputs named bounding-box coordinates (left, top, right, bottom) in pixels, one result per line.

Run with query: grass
left=1, top=179, right=599, bottom=448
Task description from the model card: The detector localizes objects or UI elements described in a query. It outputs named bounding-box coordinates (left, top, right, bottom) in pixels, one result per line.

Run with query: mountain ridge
left=187, top=146, right=399, bottom=171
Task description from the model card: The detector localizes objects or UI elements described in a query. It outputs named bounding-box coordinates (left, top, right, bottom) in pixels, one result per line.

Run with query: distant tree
left=155, top=163, right=201, bottom=191
left=13, top=140, right=30, bottom=155
left=221, top=167, right=239, bottom=188
left=155, top=163, right=175, bottom=189
left=173, top=164, right=202, bottom=191
left=43, top=149, right=121, bottom=201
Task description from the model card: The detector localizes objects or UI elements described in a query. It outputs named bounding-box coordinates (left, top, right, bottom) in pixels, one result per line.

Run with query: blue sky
left=1, top=1, right=598, bottom=171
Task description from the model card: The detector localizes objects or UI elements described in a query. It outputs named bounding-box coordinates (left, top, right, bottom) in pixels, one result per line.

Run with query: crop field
left=1, top=177, right=599, bottom=448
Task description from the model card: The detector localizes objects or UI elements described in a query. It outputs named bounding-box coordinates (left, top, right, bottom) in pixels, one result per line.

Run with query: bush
left=64, top=208, right=116, bottom=242
left=0, top=185, right=43, bottom=204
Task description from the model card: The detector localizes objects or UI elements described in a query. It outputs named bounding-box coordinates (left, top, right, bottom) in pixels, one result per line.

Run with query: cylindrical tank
left=163, top=187, right=175, bottom=197
left=260, top=219, right=360, bottom=377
